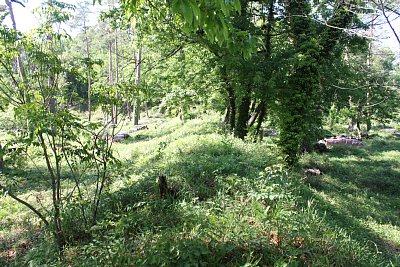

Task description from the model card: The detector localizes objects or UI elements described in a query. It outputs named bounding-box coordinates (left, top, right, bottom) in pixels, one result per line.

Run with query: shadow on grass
left=122, top=119, right=222, bottom=145
left=299, top=184, right=399, bottom=261
left=302, top=136, right=400, bottom=259
left=161, top=140, right=268, bottom=201
left=0, top=167, right=50, bottom=195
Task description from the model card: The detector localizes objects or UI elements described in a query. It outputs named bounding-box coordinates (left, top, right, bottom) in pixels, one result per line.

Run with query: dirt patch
left=385, top=241, right=400, bottom=254
left=0, top=227, right=41, bottom=263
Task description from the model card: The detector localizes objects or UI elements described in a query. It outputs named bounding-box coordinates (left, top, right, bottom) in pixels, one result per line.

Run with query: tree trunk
left=38, top=132, right=64, bottom=250
left=224, top=106, right=231, bottom=125
left=134, top=48, right=142, bottom=125
left=5, top=0, right=27, bottom=103
left=145, top=102, right=149, bottom=117
left=0, top=143, right=4, bottom=169
left=108, top=28, right=113, bottom=125
left=279, top=0, right=321, bottom=166
left=220, top=65, right=236, bottom=130
left=248, top=102, right=263, bottom=127
left=366, top=14, right=375, bottom=132
left=84, top=18, right=92, bottom=122
left=255, top=103, right=266, bottom=141
left=235, top=89, right=251, bottom=139
left=227, top=87, right=236, bottom=131
left=356, top=103, right=362, bottom=138
left=249, top=100, right=256, bottom=117
left=134, top=98, right=141, bottom=125
left=113, top=29, right=119, bottom=126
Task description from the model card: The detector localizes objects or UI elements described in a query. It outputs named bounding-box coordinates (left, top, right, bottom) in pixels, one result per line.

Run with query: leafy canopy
left=93, top=0, right=241, bottom=45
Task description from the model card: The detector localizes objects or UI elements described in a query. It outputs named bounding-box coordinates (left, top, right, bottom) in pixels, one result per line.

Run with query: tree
left=0, top=0, right=119, bottom=251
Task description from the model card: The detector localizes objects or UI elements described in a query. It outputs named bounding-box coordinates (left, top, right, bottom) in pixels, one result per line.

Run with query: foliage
left=1, top=113, right=397, bottom=266
left=0, top=0, right=121, bottom=251
left=0, top=0, right=399, bottom=265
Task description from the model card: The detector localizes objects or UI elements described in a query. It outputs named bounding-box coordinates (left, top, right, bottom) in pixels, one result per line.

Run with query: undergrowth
left=1, top=113, right=399, bottom=266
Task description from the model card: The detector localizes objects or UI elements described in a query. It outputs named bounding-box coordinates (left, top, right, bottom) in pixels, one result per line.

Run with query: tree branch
left=378, top=0, right=400, bottom=46
left=0, top=183, right=49, bottom=226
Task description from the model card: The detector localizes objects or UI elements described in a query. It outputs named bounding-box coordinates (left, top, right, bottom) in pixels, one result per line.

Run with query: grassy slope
left=301, top=133, right=400, bottom=259
left=0, top=113, right=399, bottom=266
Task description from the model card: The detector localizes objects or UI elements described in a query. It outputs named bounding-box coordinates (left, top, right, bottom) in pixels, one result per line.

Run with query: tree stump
left=158, top=174, right=168, bottom=199
left=314, top=141, right=328, bottom=153
left=158, top=174, right=179, bottom=199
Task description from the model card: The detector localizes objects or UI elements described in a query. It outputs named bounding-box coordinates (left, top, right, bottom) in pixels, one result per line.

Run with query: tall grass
left=1, top=112, right=399, bottom=266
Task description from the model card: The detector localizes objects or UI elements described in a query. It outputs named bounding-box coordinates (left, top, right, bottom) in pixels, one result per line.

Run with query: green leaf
left=220, top=2, right=229, bottom=16
left=234, top=0, right=241, bottom=13
left=171, top=0, right=180, bottom=15
left=188, top=1, right=201, bottom=22
left=181, top=1, right=193, bottom=25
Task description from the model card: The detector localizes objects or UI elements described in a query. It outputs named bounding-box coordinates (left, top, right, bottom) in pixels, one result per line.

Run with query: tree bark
left=221, top=66, right=236, bottom=131
left=134, top=47, right=142, bottom=125
left=235, top=88, right=251, bottom=139
left=113, top=29, right=119, bottom=126
left=255, top=102, right=266, bottom=141
left=38, top=132, right=64, bottom=250
left=227, top=87, right=236, bottom=131
left=248, top=102, right=263, bottom=127
left=108, top=28, right=113, bottom=125
left=224, top=106, right=231, bottom=125
left=249, top=100, right=256, bottom=117
left=83, top=17, right=92, bottom=122
left=5, top=0, right=27, bottom=103
left=366, top=13, right=375, bottom=132
left=0, top=143, right=4, bottom=169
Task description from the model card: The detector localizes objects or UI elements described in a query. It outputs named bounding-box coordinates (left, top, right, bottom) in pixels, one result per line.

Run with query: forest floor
left=0, top=112, right=399, bottom=266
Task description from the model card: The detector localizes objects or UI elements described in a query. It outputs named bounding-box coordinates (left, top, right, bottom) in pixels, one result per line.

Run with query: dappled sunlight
left=301, top=133, right=400, bottom=262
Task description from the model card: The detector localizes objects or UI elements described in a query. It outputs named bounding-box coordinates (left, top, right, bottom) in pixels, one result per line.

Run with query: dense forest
left=0, top=0, right=399, bottom=266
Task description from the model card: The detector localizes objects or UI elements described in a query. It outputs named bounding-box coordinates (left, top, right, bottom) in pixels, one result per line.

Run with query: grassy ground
left=0, top=112, right=399, bottom=266
left=301, top=132, right=400, bottom=258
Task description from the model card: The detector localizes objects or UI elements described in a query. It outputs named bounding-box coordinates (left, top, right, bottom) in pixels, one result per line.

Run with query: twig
left=378, top=0, right=400, bottom=46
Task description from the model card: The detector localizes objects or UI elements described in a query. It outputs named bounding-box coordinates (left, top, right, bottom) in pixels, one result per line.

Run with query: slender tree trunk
left=235, top=87, right=251, bottom=139
left=127, top=103, right=131, bottom=120
left=249, top=100, right=256, bottom=118
left=224, top=106, right=231, bottom=125
left=255, top=103, right=266, bottom=141
left=356, top=102, right=362, bottom=138
left=248, top=102, right=263, bottom=127
left=227, top=87, right=236, bottom=131
left=134, top=47, right=142, bottom=125
left=108, top=29, right=113, bottom=125
left=113, top=29, right=119, bottom=126
left=348, top=95, right=355, bottom=133
left=5, top=0, right=27, bottom=103
left=38, top=132, right=64, bottom=250
left=83, top=19, right=92, bottom=122
left=0, top=143, right=4, bottom=169
left=48, top=54, right=56, bottom=113
left=366, top=14, right=375, bottom=132
left=145, top=102, right=149, bottom=117
left=221, top=66, right=236, bottom=131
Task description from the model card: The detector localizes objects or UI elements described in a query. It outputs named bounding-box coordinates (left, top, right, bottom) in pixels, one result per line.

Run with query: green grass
left=0, top=112, right=399, bottom=266
left=300, top=133, right=400, bottom=261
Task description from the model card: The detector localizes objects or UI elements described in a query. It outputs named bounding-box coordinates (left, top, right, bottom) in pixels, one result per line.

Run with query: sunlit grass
left=0, top=112, right=399, bottom=266
left=300, top=132, right=400, bottom=263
